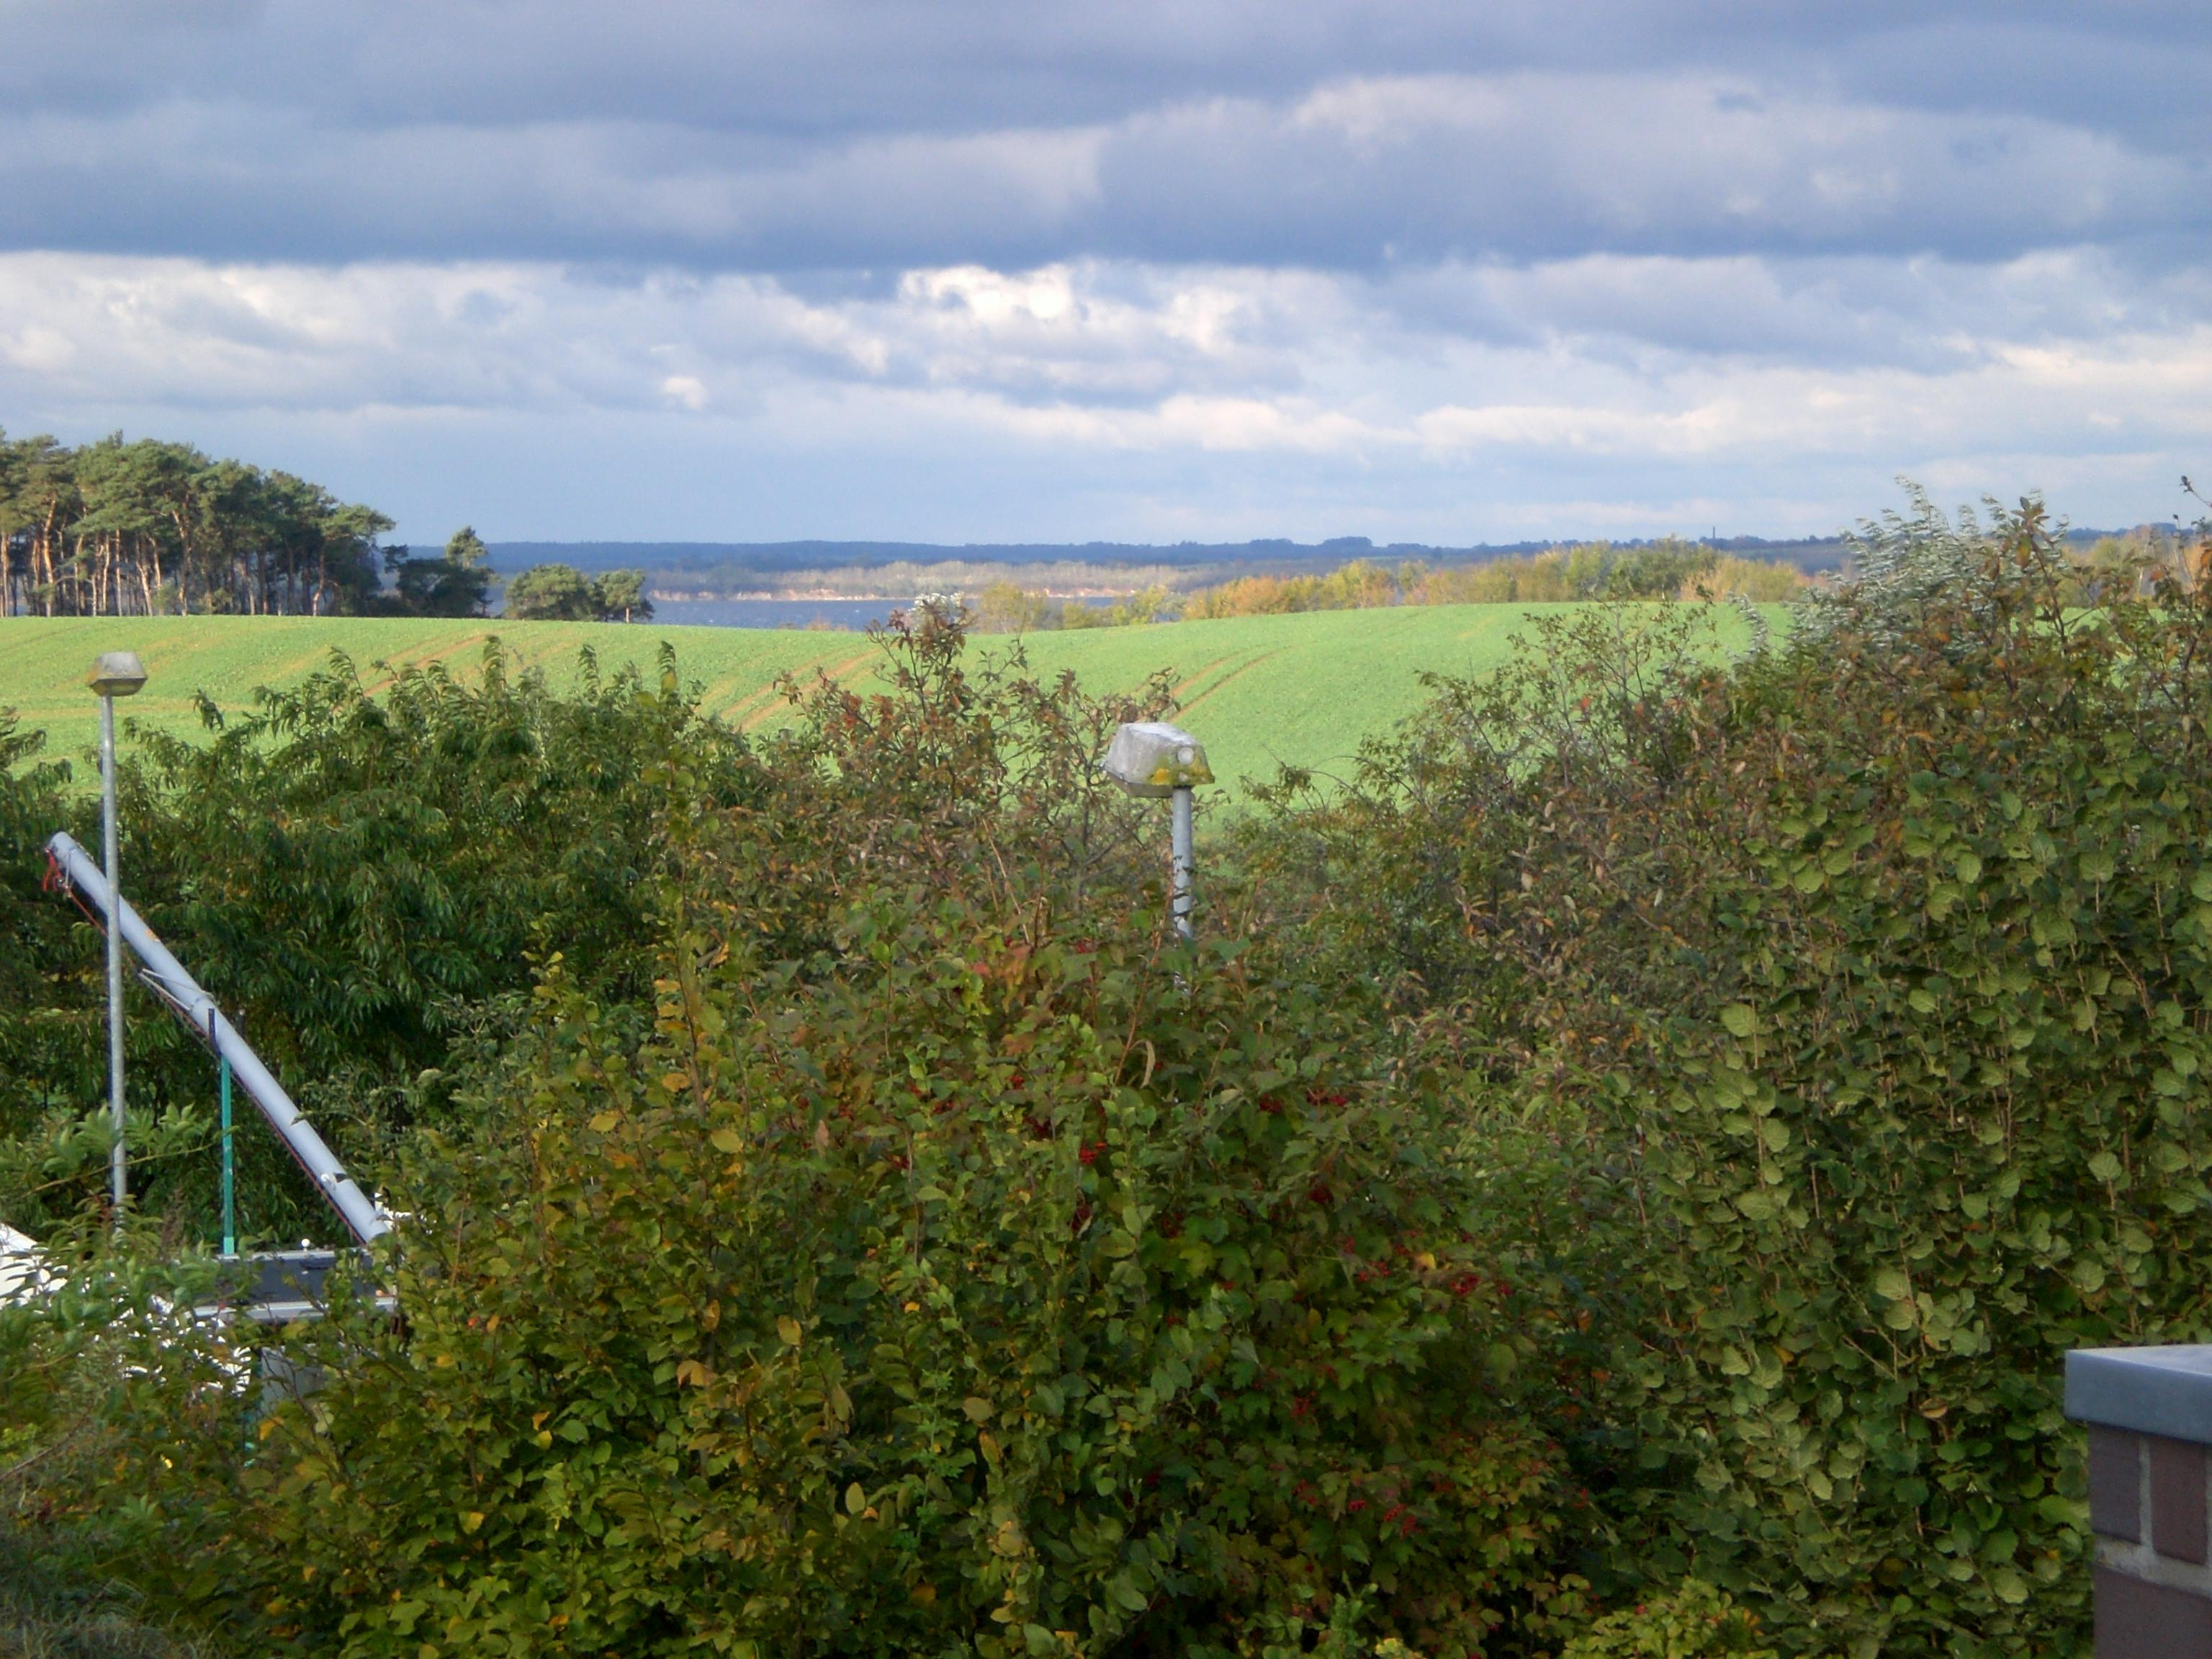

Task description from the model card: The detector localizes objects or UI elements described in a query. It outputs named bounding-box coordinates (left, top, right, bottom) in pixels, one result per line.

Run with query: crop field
left=0, top=603, right=1773, bottom=799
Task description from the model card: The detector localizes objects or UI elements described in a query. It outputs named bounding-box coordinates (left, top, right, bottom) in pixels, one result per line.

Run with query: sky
left=2, top=1, right=2209, bottom=547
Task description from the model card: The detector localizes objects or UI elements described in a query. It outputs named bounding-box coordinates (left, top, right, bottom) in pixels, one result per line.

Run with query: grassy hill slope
left=0, top=605, right=1771, bottom=799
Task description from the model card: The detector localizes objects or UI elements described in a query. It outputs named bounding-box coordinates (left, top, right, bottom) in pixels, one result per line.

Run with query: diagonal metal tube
left=45, top=832, right=390, bottom=1246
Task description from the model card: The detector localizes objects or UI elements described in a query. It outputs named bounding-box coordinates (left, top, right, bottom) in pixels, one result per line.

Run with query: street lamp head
left=88, top=652, right=148, bottom=699
left=1103, top=721, right=1213, bottom=798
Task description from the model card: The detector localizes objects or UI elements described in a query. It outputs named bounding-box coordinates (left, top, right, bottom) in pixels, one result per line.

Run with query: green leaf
left=1720, top=1004, right=1757, bottom=1038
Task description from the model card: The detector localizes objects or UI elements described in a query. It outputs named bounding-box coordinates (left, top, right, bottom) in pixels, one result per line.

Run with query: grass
left=0, top=1523, right=219, bottom=1659
left=0, top=605, right=1773, bottom=801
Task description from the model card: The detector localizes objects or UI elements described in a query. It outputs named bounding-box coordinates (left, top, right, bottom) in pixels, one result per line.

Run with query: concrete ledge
left=2070, top=1347, right=2212, bottom=1443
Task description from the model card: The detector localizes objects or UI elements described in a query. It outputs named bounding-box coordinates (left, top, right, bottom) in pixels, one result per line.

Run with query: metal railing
left=43, top=832, right=391, bottom=1247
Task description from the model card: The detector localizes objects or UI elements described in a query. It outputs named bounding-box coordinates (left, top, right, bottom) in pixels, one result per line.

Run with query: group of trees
left=9, top=491, right=2212, bottom=1656
left=382, top=526, right=494, bottom=618
left=503, top=562, right=653, bottom=622
left=0, top=428, right=652, bottom=623
left=0, top=429, right=399, bottom=617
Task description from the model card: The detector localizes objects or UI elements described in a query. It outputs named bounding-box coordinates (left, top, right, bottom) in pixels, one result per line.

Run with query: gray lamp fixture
left=89, top=652, right=148, bottom=698
left=1103, top=721, right=1213, bottom=940
left=88, top=652, right=146, bottom=1225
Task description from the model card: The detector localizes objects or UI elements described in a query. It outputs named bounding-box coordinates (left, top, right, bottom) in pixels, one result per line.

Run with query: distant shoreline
left=490, top=533, right=1870, bottom=591
left=416, top=526, right=2149, bottom=606
left=652, top=586, right=1151, bottom=603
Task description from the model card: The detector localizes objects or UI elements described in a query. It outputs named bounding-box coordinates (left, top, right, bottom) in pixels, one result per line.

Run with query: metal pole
left=220, top=1048, right=235, bottom=1259
left=1170, top=784, right=1195, bottom=941
left=101, top=693, right=127, bottom=1225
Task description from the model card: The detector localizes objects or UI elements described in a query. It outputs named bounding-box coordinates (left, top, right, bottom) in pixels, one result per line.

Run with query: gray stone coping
left=2069, top=1346, right=2212, bottom=1443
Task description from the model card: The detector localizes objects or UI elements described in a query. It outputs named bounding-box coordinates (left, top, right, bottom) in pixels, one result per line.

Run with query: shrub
left=0, top=711, right=85, bottom=1114
left=192, top=902, right=1573, bottom=1658
left=1560, top=1582, right=1774, bottom=1658
left=0, top=1216, right=245, bottom=1659
left=502, top=563, right=599, bottom=621
left=65, top=614, right=1588, bottom=1658
left=1683, top=558, right=1804, bottom=603
left=0, top=644, right=757, bottom=1244
left=0, top=709, right=109, bottom=1233
left=1185, top=562, right=1401, bottom=619
left=1409, top=557, right=1574, bottom=606
left=972, top=580, right=1058, bottom=634
left=1238, top=500, right=2212, bottom=1654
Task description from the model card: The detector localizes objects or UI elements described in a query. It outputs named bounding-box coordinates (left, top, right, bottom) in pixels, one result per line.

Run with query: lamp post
left=89, top=652, right=147, bottom=1225
left=1102, top=721, right=1213, bottom=940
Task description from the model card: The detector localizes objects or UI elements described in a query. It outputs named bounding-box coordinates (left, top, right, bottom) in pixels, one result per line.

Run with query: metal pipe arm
left=44, top=832, right=390, bottom=1246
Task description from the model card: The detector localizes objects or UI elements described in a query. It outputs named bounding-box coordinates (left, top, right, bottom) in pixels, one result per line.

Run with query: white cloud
left=4, top=247, right=2208, bottom=543
left=659, top=374, right=709, bottom=410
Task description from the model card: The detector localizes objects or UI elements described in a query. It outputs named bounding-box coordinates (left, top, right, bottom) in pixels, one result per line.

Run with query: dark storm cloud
left=2, top=0, right=2208, bottom=271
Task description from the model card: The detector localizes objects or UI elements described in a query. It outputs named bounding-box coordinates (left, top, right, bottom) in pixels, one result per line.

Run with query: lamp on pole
left=89, top=651, right=147, bottom=1226
left=1102, top=721, right=1213, bottom=940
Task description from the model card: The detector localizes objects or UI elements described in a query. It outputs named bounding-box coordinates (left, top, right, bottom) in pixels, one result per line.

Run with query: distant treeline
left=965, top=529, right=2203, bottom=633
left=6, top=424, right=2164, bottom=627
left=969, top=542, right=1812, bottom=631
left=652, top=559, right=1195, bottom=603
left=1190, top=541, right=1809, bottom=613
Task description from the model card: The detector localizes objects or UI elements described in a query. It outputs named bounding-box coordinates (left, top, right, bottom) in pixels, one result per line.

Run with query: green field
left=0, top=605, right=1768, bottom=800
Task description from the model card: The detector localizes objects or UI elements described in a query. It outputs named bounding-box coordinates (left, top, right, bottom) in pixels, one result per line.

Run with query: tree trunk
left=170, top=508, right=192, bottom=613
